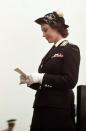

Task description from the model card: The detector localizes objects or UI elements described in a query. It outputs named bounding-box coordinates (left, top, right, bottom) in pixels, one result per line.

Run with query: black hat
left=35, top=10, right=69, bottom=29
left=7, top=119, right=16, bottom=125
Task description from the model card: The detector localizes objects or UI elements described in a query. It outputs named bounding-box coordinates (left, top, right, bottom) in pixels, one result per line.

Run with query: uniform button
left=48, top=85, right=52, bottom=88
left=45, top=84, right=48, bottom=87
left=39, top=85, right=41, bottom=90
left=44, top=84, right=52, bottom=88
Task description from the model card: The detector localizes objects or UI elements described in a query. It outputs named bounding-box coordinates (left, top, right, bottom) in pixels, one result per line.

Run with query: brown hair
left=50, top=22, right=69, bottom=38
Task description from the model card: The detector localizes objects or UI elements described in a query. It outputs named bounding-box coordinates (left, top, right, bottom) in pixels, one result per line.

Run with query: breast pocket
left=51, top=56, right=64, bottom=67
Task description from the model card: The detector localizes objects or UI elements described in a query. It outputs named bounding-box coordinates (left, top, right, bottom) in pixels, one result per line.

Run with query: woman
left=20, top=10, right=80, bottom=131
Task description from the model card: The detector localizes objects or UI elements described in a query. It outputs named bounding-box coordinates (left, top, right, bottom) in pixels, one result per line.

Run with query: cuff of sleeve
left=39, top=73, right=45, bottom=84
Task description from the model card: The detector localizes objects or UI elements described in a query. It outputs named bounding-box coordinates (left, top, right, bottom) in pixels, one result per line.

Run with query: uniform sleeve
left=41, top=45, right=80, bottom=90
left=27, top=83, right=41, bottom=90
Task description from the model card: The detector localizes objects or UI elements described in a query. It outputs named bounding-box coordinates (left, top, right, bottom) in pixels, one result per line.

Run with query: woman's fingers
left=19, top=75, right=26, bottom=84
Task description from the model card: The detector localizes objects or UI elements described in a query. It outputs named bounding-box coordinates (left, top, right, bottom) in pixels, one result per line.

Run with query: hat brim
left=65, top=24, right=69, bottom=28
left=35, top=17, right=48, bottom=25
left=7, top=119, right=16, bottom=123
left=35, top=17, right=69, bottom=28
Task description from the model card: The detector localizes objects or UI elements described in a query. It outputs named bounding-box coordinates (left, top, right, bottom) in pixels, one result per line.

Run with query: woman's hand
left=19, top=75, right=27, bottom=84
left=19, top=73, right=44, bottom=86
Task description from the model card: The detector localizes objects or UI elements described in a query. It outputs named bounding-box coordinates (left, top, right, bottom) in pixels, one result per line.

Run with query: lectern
left=77, top=85, right=86, bottom=131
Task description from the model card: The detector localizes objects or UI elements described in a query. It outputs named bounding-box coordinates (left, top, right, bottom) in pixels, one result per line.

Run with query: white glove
left=19, top=75, right=26, bottom=84
left=26, top=73, right=45, bottom=86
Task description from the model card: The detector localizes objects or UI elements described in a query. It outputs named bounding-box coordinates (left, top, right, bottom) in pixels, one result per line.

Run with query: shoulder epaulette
left=60, top=40, right=69, bottom=47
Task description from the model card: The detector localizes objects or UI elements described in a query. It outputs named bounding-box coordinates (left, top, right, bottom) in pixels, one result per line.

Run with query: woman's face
left=41, top=24, right=60, bottom=43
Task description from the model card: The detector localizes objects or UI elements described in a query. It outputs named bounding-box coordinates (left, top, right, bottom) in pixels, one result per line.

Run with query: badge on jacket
left=51, top=53, right=64, bottom=58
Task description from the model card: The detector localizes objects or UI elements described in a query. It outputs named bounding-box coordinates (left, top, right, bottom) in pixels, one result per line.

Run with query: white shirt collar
left=54, top=38, right=67, bottom=47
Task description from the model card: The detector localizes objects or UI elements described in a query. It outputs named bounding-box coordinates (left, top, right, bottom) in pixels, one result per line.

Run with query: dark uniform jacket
left=28, top=40, right=80, bottom=110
